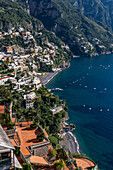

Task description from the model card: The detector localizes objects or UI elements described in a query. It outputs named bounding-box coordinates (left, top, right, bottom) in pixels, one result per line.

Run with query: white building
left=33, top=77, right=41, bottom=89
left=24, top=92, right=36, bottom=109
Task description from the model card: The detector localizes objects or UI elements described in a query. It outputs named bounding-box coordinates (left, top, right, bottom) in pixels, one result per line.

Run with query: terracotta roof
left=20, top=146, right=30, bottom=156
left=30, top=155, right=48, bottom=165
left=10, top=139, right=17, bottom=147
left=0, top=105, right=5, bottom=114
left=11, top=117, right=15, bottom=123
left=43, top=129, right=48, bottom=137
left=15, top=124, right=47, bottom=156
left=75, top=158, right=95, bottom=169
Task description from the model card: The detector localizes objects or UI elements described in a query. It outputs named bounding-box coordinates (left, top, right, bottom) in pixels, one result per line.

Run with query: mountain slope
left=28, top=0, right=113, bottom=56
left=69, top=0, right=113, bottom=32
left=0, top=0, right=43, bottom=32
left=0, top=0, right=72, bottom=66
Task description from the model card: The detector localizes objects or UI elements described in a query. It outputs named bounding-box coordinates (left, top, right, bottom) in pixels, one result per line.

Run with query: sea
left=46, top=54, right=113, bottom=170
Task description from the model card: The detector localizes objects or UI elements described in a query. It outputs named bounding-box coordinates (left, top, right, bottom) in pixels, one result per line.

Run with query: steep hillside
left=0, top=0, right=72, bottom=66
left=69, top=0, right=113, bottom=32
left=0, top=0, right=43, bottom=32
left=28, top=0, right=113, bottom=56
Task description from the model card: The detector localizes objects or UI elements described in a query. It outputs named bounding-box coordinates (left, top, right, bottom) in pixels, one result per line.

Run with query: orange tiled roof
left=16, top=126, right=47, bottom=147
left=0, top=76, right=10, bottom=80
left=15, top=124, right=47, bottom=156
left=43, top=129, right=48, bottom=137
left=0, top=105, right=5, bottom=114
left=20, top=146, right=30, bottom=156
left=75, top=158, right=95, bottom=169
left=30, top=155, right=48, bottom=165
left=11, top=117, right=15, bottom=123
left=10, top=139, right=17, bottom=147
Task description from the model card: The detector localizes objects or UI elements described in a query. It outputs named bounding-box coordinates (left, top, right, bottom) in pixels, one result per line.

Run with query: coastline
left=43, top=68, right=80, bottom=155
left=40, top=70, right=62, bottom=85
left=59, top=132, right=80, bottom=154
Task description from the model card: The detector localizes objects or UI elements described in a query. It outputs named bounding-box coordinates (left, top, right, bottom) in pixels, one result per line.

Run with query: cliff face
left=69, top=0, right=113, bottom=32
left=27, top=0, right=113, bottom=56
left=0, top=0, right=44, bottom=32
left=28, top=0, right=61, bottom=28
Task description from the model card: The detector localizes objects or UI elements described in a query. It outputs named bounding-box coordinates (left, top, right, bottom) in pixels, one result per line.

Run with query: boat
left=104, top=88, right=107, bottom=91
left=51, top=88, right=63, bottom=91
left=93, top=88, right=96, bottom=90
left=73, top=55, right=80, bottom=58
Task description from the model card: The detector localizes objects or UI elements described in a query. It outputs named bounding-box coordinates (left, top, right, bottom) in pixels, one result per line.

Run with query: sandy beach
left=59, top=132, right=80, bottom=154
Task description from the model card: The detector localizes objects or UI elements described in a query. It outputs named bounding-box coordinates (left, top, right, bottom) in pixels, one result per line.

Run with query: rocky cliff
left=28, top=0, right=113, bottom=56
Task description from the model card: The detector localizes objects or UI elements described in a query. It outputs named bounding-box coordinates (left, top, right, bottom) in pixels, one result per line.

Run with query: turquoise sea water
left=46, top=54, right=113, bottom=170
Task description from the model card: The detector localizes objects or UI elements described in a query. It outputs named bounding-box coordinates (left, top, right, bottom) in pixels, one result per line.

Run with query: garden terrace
left=15, top=122, right=51, bottom=157
left=75, top=158, right=96, bottom=169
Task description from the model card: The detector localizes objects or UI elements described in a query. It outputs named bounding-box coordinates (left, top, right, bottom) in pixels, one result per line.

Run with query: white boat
left=84, top=86, right=87, bottom=88
left=93, top=88, right=96, bottom=90
left=104, top=88, right=107, bottom=91
left=107, top=109, right=109, bottom=111
left=89, top=108, right=92, bottom=110
left=52, top=88, right=63, bottom=91
left=83, top=105, right=86, bottom=107
left=100, top=109, right=102, bottom=112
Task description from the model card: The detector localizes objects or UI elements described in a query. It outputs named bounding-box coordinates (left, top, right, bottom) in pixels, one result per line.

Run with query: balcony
left=0, top=157, right=12, bottom=170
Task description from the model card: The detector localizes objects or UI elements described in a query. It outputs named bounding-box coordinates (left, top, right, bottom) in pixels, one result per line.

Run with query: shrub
left=48, top=136, right=58, bottom=146
left=54, top=159, right=66, bottom=169
left=30, top=122, right=38, bottom=129
left=49, top=149, right=57, bottom=157
left=8, top=121, right=14, bottom=130
left=22, top=163, right=32, bottom=170
left=37, top=132, right=45, bottom=142
left=57, top=149, right=67, bottom=159
left=14, top=146, right=20, bottom=156
left=64, top=106, right=68, bottom=111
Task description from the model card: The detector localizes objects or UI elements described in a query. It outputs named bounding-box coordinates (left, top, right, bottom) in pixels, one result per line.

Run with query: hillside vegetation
left=28, top=0, right=113, bottom=56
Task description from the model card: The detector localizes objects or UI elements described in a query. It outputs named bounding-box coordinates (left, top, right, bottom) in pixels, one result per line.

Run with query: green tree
left=48, top=136, right=58, bottom=146
left=54, top=159, right=66, bottom=170
left=0, top=86, right=11, bottom=100
left=49, top=149, right=57, bottom=157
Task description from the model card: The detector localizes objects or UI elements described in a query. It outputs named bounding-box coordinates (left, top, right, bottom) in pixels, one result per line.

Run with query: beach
left=59, top=132, right=80, bottom=154
left=40, top=70, right=61, bottom=85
